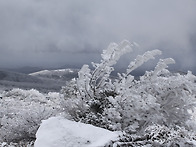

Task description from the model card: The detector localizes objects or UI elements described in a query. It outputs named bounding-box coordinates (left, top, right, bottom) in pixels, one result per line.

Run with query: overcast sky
left=0, top=0, right=196, bottom=73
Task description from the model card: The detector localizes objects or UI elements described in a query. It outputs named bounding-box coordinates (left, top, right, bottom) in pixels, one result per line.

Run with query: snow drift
left=34, top=117, right=120, bottom=147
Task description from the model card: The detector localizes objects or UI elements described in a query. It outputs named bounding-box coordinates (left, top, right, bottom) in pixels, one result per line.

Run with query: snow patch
left=29, top=70, right=50, bottom=76
left=29, top=69, right=74, bottom=76
left=34, top=117, right=119, bottom=147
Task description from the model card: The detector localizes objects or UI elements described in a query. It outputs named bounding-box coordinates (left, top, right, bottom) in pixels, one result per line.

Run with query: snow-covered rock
left=34, top=117, right=120, bottom=147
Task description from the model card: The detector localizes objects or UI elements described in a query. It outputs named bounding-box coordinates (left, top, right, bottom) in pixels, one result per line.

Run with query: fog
left=0, top=0, right=196, bottom=73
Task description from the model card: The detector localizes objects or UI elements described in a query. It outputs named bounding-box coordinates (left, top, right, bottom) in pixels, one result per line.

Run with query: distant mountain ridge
left=0, top=66, right=44, bottom=74
left=0, top=70, right=41, bottom=83
left=0, top=68, right=79, bottom=92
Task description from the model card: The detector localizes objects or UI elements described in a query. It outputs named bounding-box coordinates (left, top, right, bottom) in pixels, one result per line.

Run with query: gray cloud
left=0, top=0, right=196, bottom=73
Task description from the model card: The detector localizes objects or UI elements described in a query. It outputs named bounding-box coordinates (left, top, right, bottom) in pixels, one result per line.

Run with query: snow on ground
left=34, top=116, right=120, bottom=147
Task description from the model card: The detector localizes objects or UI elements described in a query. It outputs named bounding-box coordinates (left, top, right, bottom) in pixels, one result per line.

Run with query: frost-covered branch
left=77, top=65, right=93, bottom=99
left=126, top=49, right=162, bottom=75
left=116, top=49, right=162, bottom=85
left=90, top=40, right=135, bottom=89
left=76, top=40, right=137, bottom=99
left=153, top=58, right=175, bottom=76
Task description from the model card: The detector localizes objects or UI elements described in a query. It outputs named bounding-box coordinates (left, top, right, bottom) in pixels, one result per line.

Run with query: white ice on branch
left=77, top=40, right=138, bottom=99
left=126, top=49, right=162, bottom=74
left=101, top=40, right=133, bottom=63
left=153, top=58, right=175, bottom=75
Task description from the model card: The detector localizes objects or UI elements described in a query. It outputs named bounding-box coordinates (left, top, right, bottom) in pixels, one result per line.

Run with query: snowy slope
left=30, top=69, right=75, bottom=76
left=29, top=69, right=78, bottom=81
left=35, top=117, right=120, bottom=147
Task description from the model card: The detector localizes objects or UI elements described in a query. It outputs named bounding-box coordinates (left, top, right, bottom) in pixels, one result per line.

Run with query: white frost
left=34, top=117, right=120, bottom=147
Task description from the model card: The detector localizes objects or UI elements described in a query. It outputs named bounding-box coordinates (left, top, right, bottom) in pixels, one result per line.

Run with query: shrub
left=0, top=88, right=60, bottom=143
left=106, top=124, right=196, bottom=147
left=61, top=40, right=196, bottom=137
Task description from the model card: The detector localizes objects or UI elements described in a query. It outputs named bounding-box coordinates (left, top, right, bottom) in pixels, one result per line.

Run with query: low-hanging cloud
left=0, top=0, right=196, bottom=73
